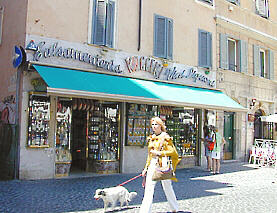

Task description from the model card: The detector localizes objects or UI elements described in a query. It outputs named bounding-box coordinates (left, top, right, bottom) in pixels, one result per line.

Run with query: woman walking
left=140, top=117, right=179, bottom=213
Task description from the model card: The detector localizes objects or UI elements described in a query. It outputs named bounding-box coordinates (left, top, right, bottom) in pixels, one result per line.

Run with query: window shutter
left=106, top=0, right=115, bottom=48
left=198, top=30, right=212, bottom=68
left=199, top=30, right=207, bottom=67
left=239, top=40, right=248, bottom=74
left=228, top=0, right=239, bottom=5
left=207, top=32, right=212, bottom=68
left=93, top=0, right=106, bottom=45
left=256, top=0, right=268, bottom=18
left=268, top=49, right=274, bottom=80
left=253, top=45, right=261, bottom=76
left=220, top=33, right=228, bottom=69
left=154, top=15, right=167, bottom=58
left=167, top=18, right=173, bottom=59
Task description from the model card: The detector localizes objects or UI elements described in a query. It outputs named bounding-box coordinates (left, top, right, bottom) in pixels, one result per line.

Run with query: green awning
left=33, top=64, right=247, bottom=112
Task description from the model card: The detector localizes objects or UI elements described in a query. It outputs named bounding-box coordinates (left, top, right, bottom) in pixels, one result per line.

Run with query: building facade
left=2, top=0, right=275, bottom=180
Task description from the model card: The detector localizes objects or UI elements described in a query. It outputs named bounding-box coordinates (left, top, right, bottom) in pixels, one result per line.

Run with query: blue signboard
left=12, top=46, right=23, bottom=68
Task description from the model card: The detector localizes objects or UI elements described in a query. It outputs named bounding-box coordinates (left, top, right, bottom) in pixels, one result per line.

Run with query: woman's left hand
left=150, top=149, right=161, bottom=157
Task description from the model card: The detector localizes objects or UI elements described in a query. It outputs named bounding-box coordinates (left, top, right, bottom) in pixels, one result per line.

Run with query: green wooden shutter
left=253, top=45, right=261, bottom=76
left=167, top=18, right=173, bottom=59
left=268, top=49, right=274, bottom=80
left=106, top=0, right=115, bottom=48
left=93, top=0, right=106, bottom=45
left=154, top=15, right=167, bottom=58
left=239, top=40, right=248, bottom=74
left=220, top=33, right=228, bottom=69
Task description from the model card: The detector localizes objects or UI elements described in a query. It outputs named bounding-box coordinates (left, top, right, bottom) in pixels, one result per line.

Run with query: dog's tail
left=127, top=192, right=137, bottom=202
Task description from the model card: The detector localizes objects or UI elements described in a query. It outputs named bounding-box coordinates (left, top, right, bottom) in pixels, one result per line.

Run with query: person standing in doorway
left=202, top=125, right=213, bottom=172
left=140, top=117, right=179, bottom=213
left=211, top=126, right=226, bottom=174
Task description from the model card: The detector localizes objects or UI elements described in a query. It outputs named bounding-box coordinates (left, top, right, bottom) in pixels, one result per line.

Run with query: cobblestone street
left=1, top=162, right=277, bottom=213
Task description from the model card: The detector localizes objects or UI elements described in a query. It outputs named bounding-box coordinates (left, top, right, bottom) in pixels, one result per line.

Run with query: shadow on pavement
left=0, top=162, right=258, bottom=213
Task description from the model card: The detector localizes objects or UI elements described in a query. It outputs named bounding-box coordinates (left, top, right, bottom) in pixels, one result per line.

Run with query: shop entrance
left=223, top=112, right=234, bottom=160
left=70, top=110, right=87, bottom=172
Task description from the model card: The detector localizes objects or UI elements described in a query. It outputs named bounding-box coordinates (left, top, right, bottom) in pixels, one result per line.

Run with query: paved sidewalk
left=1, top=162, right=277, bottom=213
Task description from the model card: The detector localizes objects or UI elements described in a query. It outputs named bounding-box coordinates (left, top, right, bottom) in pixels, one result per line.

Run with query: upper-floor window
left=227, top=0, right=239, bottom=5
left=153, top=15, right=173, bottom=60
left=198, top=0, right=213, bottom=6
left=253, top=45, right=274, bottom=80
left=220, top=33, right=248, bottom=73
left=256, top=0, right=269, bottom=18
left=198, top=29, right=212, bottom=69
left=0, top=6, right=4, bottom=45
left=91, top=0, right=115, bottom=48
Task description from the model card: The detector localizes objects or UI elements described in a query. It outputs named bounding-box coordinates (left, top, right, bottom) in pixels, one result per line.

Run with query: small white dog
left=94, top=186, right=137, bottom=212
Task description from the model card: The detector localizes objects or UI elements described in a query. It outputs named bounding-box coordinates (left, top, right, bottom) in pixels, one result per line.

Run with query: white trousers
left=139, top=158, right=179, bottom=213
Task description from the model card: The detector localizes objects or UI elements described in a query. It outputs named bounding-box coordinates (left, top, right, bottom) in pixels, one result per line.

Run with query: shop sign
left=26, top=40, right=123, bottom=73
left=26, top=36, right=216, bottom=88
left=125, top=56, right=215, bottom=87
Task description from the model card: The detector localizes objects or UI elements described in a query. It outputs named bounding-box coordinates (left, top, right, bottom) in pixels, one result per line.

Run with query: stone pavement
left=0, top=162, right=277, bottom=213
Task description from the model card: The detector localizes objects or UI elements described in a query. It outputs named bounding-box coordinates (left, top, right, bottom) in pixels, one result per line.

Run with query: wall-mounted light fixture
left=250, top=98, right=256, bottom=109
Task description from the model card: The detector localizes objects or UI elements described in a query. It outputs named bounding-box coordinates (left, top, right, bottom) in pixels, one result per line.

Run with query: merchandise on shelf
left=87, top=102, right=119, bottom=161
left=27, top=94, right=50, bottom=147
left=126, top=104, right=157, bottom=146
left=55, top=99, right=72, bottom=162
left=164, top=108, right=197, bottom=157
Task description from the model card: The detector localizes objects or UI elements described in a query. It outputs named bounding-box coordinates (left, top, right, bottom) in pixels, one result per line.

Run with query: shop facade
left=18, top=35, right=245, bottom=179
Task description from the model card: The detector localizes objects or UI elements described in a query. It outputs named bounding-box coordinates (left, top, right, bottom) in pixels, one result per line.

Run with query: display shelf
left=87, top=102, right=119, bottom=161
left=27, top=93, right=50, bottom=147
left=126, top=104, right=157, bottom=146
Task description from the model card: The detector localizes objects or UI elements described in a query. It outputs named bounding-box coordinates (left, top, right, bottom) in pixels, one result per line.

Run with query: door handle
left=228, top=137, right=232, bottom=140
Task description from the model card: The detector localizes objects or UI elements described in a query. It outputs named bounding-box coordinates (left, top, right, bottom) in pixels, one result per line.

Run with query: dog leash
left=117, top=174, right=142, bottom=186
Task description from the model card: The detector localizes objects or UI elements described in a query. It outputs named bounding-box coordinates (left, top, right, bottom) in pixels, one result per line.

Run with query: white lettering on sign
left=31, top=42, right=122, bottom=73
left=26, top=38, right=215, bottom=88
left=125, top=56, right=215, bottom=87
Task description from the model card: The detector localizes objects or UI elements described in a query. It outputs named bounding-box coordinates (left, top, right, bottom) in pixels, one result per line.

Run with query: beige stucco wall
left=215, top=0, right=277, bottom=159
left=26, top=0, right=216, bottom=69
left=0, top=0, right=27, bottom=100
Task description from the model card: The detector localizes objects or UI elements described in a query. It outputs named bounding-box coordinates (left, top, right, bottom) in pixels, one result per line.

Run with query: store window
left=91, top=0, right=115, bottom=48
left=253, top=45, right=274, bottom=80
left=87, top=101, right=119, bottom=161
left=55, top=98, right=72, bottom=162
left=27, top=93, right=50, bottom=148
left=154, top=14, right=173, bottom=59
left=164, top=107, right=199, bottom=157
left=198, top=29, right=212, bottom=69
left=126, top=104, right=158, bottom=146
left=255, top=0, right=269, bottom=18
left=126, top=104, right=200, bottom=157
left=220, top=33, right=248, bottom=73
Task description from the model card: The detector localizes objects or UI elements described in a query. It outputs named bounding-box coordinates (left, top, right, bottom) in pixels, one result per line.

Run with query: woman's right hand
left=142, top=168, right=147, bottom=176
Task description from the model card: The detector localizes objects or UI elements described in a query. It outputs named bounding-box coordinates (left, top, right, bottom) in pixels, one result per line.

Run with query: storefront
left=18, top=35, right=246, bottom=179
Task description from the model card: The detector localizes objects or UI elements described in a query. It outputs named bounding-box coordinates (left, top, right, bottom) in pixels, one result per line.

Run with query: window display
left=55, top=98, right=72, bottom=162
left=87, top=102, right=119, bottom=161
left=126, top=104, right=158, bottom=146
left=27, top=93, right=50, bottom=147
left=164, top=107, right=198, bottom=157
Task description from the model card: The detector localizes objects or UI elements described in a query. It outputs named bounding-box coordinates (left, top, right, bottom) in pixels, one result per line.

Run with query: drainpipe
left=14, top=65, right=23, bottom=179
left=138, top=0, right=142, bottom=51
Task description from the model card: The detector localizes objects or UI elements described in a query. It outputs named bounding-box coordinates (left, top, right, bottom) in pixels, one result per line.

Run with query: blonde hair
left=151, top=116, right=166, bottom=132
